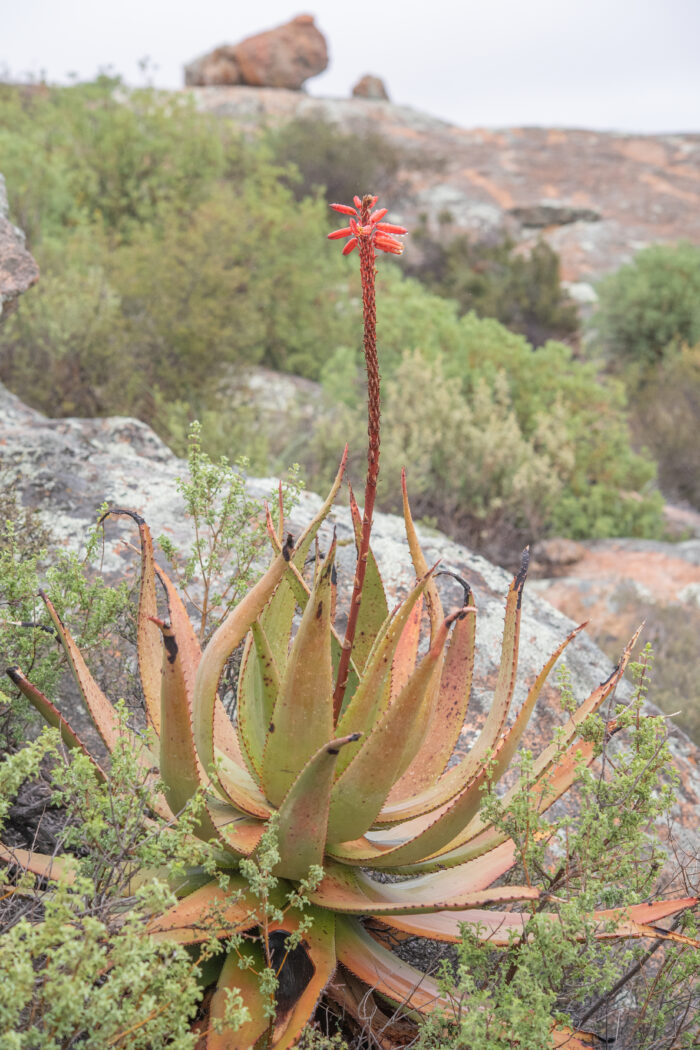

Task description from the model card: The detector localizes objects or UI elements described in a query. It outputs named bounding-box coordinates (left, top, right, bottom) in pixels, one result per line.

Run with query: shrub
left=109, top=182, right=348, bottom=383
left=627, top=342, right=700, bottom=508
left=0, top=182, right=350, bottom=423
left=0, top=239, right=129, bottom=417
left=0, top=77, right=231, bottom=245
left=311, top=268, right=664, bottom=552
left=0, top=730, right=229, bottom=1049
left=591, top=241, right=700, bottom=368
left=408, top=228, right=579, bottom=347
left=0, top=498, right=132, bottom=744
left=312, top=349, right=573, bottom=553
left=265, top=117, right=405, bottom=210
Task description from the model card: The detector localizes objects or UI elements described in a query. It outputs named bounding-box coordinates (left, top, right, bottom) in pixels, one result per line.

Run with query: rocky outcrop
left=2, top=379, right=699, bottom=848
left=191, top=86, right=700, bottom=284
left=184, top=15, right=328, bottom=90
left=0, top=174, right=39, bottom=319
left=352, top=75, right=389, bottom=101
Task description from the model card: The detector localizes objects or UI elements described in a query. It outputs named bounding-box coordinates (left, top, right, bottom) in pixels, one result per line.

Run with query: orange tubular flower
left=328, top=197, right=407, bottom=256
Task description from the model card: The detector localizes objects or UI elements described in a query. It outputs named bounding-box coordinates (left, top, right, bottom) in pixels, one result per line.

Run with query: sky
left=3, top=0, right=700, bottom=133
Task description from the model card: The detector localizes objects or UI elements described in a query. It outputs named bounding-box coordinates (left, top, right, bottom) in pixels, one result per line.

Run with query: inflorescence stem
left=332, top=196, right=381, bottom=720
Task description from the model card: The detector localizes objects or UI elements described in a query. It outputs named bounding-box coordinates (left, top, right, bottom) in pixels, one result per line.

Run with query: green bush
left=626, top=342, right=700, bottom=507
left=0, top=79, right=354, bottom=430
left=591, top=241, right=700, bottom=368
left=407, top=228, right=579, bottom=347
left=0, top=77, right=231, bottom=246
left=310, top=269, right=664, bottom=551
left=0, top=182, right=350, bottom=423
left=109, top=182, right=348, bottom=382
left=0, top=730, right=231, bottom=1049
left=265, top=116, right=405, bottom=210
left=0, top=238, right=129, bottom=417
left=312, top=350, right=573, bottom=553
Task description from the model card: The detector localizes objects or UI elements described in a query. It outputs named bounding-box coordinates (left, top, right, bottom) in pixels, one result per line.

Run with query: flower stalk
left=328, top=195, right=406, bottom=720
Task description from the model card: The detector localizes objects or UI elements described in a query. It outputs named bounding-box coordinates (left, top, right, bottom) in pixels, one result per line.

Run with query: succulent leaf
left=335, top=915, right=447, bottom=1016
left=205, top=798, right=266, bottom=859
left=154, top=561, right=202, bottom=686
left=388, top=591, right=477, bottom=802
left=376, top=620, right=589, bottom=829
left=155, top=560, right=247, bottom=774
left=193, top=537, right=295, bottom=787
left=101, top=508, right=162, bottom=734
left=0, top=845, right=77, bottom=884
left=154, top=616, right=207, bottom=816
left=333, top=571, right=433, bottom=775
left=388, top=592, right=423, bottom=700
left=215, top=752, right=273, bottom=820
left=274, top=733, right=360, bottom=880
left=326, top=613, right=457, bottom=843
left=261, top=543, right=337, bottom=806
left=308, top=861, right=538, bottom=915
left=5, top=666, right=106, bottom=780
left=147, top=874, right=274, bottom=945
left=379, top=897, right=700, bottom=947
left=347, top=485, right=389, bottom=672
left=592, top=898, right=700, bottom=945
left=401, top=469, right=444, bottom=641
left=207, top=941, right=270, bottom=1050
left=266, top=906, right=337, bottom=1050
left=237, top=620, right=282, bottom=779
left=329, top=720, right=516, bottom=870
left=40, top=591, right=152, bottom=761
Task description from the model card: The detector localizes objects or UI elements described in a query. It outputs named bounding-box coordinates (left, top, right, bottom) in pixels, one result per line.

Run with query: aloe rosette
left=3, top=196, right=697, bottom=1049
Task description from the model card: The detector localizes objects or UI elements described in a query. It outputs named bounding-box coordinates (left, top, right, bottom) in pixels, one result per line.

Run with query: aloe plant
left=3, top=196, right=697, bottom=1050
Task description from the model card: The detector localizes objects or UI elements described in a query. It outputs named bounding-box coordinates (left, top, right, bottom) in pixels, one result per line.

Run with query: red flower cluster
left=328, top=195, right=408, bottom=256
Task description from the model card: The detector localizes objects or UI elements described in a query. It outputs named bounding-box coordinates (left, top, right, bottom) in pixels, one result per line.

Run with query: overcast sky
left=3, top=0, right=700, bottom=133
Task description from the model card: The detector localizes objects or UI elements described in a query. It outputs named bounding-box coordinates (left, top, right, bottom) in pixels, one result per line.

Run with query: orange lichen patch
left=536, top=541, right=700, bottom=669
left=545, top=544, right=700, bottom=602
left=639, top=172, right=700, bottom=204
left=462, top=168, right=515, bottom=208
left=570, top=189, right=596, bottom=206
left=616, top=139, right=669, bottom=167
left=474, top=128, right=507, bottom=146
left=547, top=129, right=568, bottom=145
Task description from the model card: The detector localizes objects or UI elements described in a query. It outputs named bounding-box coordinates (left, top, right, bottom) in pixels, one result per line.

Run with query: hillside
left=190, top=84, right=700, bottom=291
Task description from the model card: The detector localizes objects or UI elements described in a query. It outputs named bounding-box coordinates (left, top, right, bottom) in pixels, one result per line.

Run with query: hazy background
left=3, top=0, right=700, bottom=132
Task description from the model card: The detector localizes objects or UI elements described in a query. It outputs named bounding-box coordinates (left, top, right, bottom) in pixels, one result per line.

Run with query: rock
left=217, top=364, right=323, bottom=461
left=2, top=380, right=699, bottom=850
left=562, top=280, right=598, bottom=305
left=184, top=46, right=241, bottom=87
left=352, top=75, right=389, bottom=101
left=190, top=86, right=700, bottom=284
left=0, top=173, right=39, bottom=320
left=185, top=15, right=328, bottom=90
left=531, top=537, right=700, bottom=634
left=508, top=203, right=601, bottom=228
left=531, top=536, right=586, bottom=576
left=531, top=535, right=700, bottom=747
